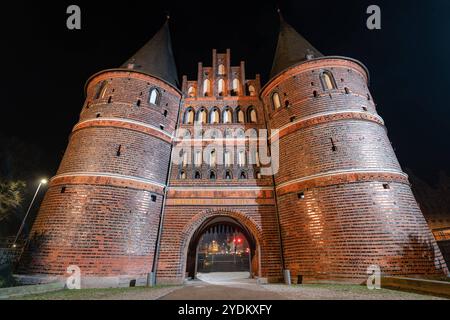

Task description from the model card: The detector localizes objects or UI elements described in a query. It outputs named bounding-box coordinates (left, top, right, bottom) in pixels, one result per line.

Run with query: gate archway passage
left=186, top=216, right=258, bottom=279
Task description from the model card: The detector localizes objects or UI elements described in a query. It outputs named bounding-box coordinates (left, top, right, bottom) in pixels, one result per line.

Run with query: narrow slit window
left=330, top=138, right=337, bottom=152
left=116, top=145, right=122, bottom=157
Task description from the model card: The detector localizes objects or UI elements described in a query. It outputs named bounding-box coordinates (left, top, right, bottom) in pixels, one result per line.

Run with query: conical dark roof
left=122, top=20, right=179, bottom=87
left=270, top=17, right=323, bottom=78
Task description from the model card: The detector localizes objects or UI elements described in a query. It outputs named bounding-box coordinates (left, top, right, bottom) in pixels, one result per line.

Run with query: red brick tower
left=261, top=17, right=449, bottom=282
left=17, top=21, right=183, bottom=287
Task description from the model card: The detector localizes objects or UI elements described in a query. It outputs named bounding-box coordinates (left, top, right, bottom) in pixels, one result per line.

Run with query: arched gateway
left=185, top=216, right=259, bottom=279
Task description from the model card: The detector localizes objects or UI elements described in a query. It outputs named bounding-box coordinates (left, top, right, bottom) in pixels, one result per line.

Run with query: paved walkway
left=160, top=273, right=446, bottom=300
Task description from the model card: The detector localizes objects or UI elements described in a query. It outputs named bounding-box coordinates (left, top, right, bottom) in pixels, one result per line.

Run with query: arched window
left=248, top=85, right=256, bottom=96
left=209, top=170, right=216, bottom=180
left=194, top=171, right=201, bottom=179
left=194, top=150, right=202, bottom=167
left=188, top=86, right=196, bottom=98
left=232, top=79, right=240, bottom=96
left=255, top=171, right=262, bottom=179
left=253, top=151, right=260, bottom=167
left=272, top=92, right=281, bottom=109
left=239, top=171, right=247, bottom=179
left=237, top=108, right=245, bottom=123
left=225, top=128, right=233, bottom=139
left=238, top=150, right=246, bottom=166
left=236, top=129, right=245, bottom=139
left=95, top=81, right=107, bottom=99
left=223, top=108, right=233, bottom=124
left=203, top=79, right=211, bottom=96
left=218, top=79, right=225, bottom=96
left=218, top=64, right=225, bottom=75
left=180, top=170, right=187, bottom=180
left=181, top=151, right=189, bottom=167
left=183, top=130, right=192, bottom=139
left=321, top=71, right=336, bottom=91
left=210, top=108, right=220, bottom=124
left=248, top=107, right=257, bottom=123
left=197, top=108, right=207, bottom=124
left=224, top=150, right=232, bottom=167
left=149, top=88, right=160, bottom=105
left=184, top=109, right=195, bottom=124
left=225, top=170, right=233, bottom=180
left=210, top=150, right=217, bottom=167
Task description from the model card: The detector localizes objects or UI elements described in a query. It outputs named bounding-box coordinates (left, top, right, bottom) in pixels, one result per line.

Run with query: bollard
left=284, top=269, right=291, bottom=285
left=146, top=272, right=155, bottom=287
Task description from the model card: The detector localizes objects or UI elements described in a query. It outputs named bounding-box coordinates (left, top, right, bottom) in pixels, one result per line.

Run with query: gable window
left=218, top=64, right=225, bottom=75
left=203, top=79, right=211, bottom=97
left=232, top=79, right=240, bottom=96
left=225, top=170, right=233, bottom=180
left=197, top=108, right=207, bottom=124
left=237, top=108, right=245, bottom=123
left=238, top=150, right=246, bottom=167
left=188, top=86, right=196, bottom=98
left=194, top=150, right=202, bottom=167
left=210, top=150, right=217, bottom=167
left=223, top=108, right=233, bottom=124
left=210, top=108, right=220, bottom=124
left=248, top=85, right=256, bottom=96
left=184, top=109, right=195, bottom=124
left=321, top=71, right=336, bottom=91
left=248, top=107, right=257, bottom=123
left=272, top=92, right=281, bottom=110
left=218, top=79, right=225, bottom=96
left=149, top=88, right=160, bottom=105
left=224, top=150, right=232, bottom=167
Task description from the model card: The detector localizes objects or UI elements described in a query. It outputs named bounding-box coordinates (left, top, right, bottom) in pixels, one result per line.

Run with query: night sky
left=2, top=0, right=450, bottom=186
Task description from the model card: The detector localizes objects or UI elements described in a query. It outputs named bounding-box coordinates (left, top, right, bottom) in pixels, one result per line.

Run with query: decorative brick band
left=168, top=187, right=274, bottom=198
left=166, top=198, right=276, bottom=206
left=50, top=172, right=166, bottom=194
left=271, top=111, right=385, bottom=142
left=276, top=169, right=409, bottom=196
left=73, top=118, right=173, bottom=143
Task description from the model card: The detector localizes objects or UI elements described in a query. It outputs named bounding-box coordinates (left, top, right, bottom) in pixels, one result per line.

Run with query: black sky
left=1, top=0, right=450, bottom=186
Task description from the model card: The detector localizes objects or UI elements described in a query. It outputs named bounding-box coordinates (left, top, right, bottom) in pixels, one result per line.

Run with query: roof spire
left=122, top=18, right=179, bottom=87
left=270, top=15, right=323, bottom=79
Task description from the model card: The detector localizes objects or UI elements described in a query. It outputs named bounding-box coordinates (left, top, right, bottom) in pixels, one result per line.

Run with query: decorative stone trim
left=73, top=118, right=173, bottom=143
left=50, top=172, right=166, bottom=194
left=276, top=170, right=409, bottom=196
left=271, top=111, right=385, bottom=142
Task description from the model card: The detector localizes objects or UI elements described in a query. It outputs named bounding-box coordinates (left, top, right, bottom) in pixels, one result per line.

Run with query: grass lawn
left=12, top=285, right=178, bottom=300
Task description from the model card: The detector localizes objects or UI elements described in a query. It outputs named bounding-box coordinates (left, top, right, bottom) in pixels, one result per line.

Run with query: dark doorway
left=186, top=216, right=257, bottom=279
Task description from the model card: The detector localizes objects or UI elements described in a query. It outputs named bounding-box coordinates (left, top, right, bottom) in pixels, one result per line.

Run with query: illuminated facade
left=17, top=18, right=448, bottom=287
